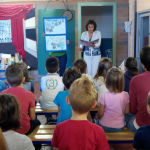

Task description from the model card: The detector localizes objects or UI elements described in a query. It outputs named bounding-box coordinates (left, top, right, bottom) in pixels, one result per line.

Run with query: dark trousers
left=26, top=119, right=41, bottom=135
left=56, top=53, right=67, bottom=76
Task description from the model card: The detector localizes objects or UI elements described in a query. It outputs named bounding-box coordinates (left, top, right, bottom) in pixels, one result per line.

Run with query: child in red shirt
left=52, top=75, right=109, bottom=150
left=1, top=63, right=40, bottom=134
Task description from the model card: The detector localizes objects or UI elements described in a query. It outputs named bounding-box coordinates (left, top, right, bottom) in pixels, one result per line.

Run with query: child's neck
left=18, top=84, right=23, bottom=88
left=48, top=72, right=58, bottom=75
left=71, top=110, right=88, bottom=120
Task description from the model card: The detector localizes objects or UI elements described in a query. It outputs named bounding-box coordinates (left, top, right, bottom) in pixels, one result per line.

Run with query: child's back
left=98, top=67, right=129, bottom=132
left=1, top=87, right=35, bottom=134
left=52, top=75, right=109, bottom=150
left=133, top=92, right=150, bottom=149
left=124, top=57, right=139, bottom=93
left=52, top=120, right=108, bottom=150
left=54, top=68, right=81, bottom=124
left=0, top=80, right=6, bottom=92
left=40, top=57, right=64, bottom=109
left=1, top=64, right=36, bottom=134
left=0, top=94, right=35, bottom=150
left=40, top=74, right=64, bottom=109
left=94, top=58, right=112, bottom=100
left=99, top=91, right=129, bottom=128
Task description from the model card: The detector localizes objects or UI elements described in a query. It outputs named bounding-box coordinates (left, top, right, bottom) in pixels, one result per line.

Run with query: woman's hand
left=86, top=43, right=95, bottom=47
left=79, top=48, right=83, bottom=52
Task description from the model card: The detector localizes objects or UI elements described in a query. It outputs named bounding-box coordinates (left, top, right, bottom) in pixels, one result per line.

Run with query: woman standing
left=80, top=20, right=101, bottom=78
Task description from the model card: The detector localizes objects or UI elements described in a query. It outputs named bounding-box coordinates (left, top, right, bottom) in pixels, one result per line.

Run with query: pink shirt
left=99, top=91, right=129, bottom=128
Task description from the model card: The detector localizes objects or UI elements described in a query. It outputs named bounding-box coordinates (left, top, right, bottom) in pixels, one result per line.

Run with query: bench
left=28, top=125, right=134, bottom=145
left=106, top=128, right=134, bottom=144
left=35, top=103, right=100, bottom=116
left=28, top=125, right=55, bottom=144
left=35, top=103, right=58, bottom=115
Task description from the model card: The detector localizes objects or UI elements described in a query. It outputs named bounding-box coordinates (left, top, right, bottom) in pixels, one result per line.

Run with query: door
left=136, top=11, right=150, bottom=71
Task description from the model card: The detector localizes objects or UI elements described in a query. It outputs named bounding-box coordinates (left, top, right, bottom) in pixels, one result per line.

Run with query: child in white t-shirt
left=40, top=57, right=64, bottom=109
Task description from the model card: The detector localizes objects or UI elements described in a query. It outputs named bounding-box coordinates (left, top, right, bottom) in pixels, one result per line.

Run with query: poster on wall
left=43, top=17, right=68, bottom=52
left=0, top=20, right=12, bottom=43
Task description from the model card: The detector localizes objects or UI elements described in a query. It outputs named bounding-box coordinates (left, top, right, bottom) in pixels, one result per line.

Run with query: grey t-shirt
left=3, top=130, right=35, bottom=150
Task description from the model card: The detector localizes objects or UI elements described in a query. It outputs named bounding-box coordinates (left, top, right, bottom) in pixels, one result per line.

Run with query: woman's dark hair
left=0, top=94, right=20, bottom=132
left=85, top=20, right=97, bottom=31
left=63, top=68, right=81, bottom=89
left=125, top=57, right=139, bottom=75
left=73, top=59, right=87, bottom=74
left=16, top=62, right=31, bottom=82
left=94, top=58, right=112, bottom=79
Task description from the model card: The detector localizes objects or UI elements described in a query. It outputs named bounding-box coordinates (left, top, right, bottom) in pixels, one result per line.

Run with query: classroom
left=0, top=0, right=150, bottom=150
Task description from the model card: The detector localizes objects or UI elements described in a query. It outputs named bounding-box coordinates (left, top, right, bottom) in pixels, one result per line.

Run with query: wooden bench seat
left=28, top=125, right=56, bottom=144
left=35, top=103, right=100, bottom=116
left=28, top=125, right=134, bottom=144
left=35, top=103, right=58, bottom=115
left=106, top=128, right=134, bottom=143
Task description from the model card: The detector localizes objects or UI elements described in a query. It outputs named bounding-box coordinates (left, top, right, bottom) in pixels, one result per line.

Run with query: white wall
left=81, top=6, right=113, bottom=38
left=137, top=0, right=150, bottom=12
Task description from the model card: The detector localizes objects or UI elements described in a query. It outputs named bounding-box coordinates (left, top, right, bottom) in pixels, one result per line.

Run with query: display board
left=43, top=17, right=68, bottom=52
left=38, top=9, right=75, bottom=75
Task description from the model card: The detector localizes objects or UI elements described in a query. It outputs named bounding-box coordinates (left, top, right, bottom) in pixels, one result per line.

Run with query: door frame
left=136, top=10, right=150, bottom=58
left=77, top=2, right=117, bottom=65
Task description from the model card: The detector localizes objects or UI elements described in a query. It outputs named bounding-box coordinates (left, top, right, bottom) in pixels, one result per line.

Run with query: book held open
left=80, top=39, right=99, bottom=46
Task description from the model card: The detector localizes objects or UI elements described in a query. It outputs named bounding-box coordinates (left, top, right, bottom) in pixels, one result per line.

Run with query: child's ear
left=66, top=96, right=71, bottom=105
left=141, top=63, right=146, bottom=71
left=147, top=105, right=150, bottom=115
left=21, top=77, right=25, bottom=83
left=57, top=67, right=60, bottom=72
left=91, top=100, right=97, bottom=108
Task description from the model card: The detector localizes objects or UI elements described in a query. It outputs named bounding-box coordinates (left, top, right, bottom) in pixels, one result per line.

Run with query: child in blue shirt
left=0, top=80, right=6, bottom=92
left=54, top=68, right=81, bottom=124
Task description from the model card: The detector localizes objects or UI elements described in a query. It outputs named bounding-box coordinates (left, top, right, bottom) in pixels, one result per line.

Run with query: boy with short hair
left=133, top=91, right=150, bottom=150
left=1, top=64, right=40, bottom=134
left=54, top=68, right=81, bottom=124
left=129, top=46, right=150, bottom=132
left=40, top=56, right=64, bottom=109
left=52, top=75, right=109, bottom=150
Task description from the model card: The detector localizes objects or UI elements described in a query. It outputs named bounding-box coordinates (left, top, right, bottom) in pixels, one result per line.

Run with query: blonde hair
left=69, top=75, right=97, bottom=114
left=106, top=67, right=124, bottom=93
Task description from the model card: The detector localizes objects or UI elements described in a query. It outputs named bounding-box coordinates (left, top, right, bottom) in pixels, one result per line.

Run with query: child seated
left=52, top=75, right=109, bottom=150
left=133, top=91, right=150, bottom=150
left=94, top=58, right=112, bottom=100
left=54, top=68, right=81, bottom=124
left=40, top=56, right=64, bottom=109
left=73, top=58, right=87, bottom=74
left=0, top=80, right=7, bottom=92
left=98, top=67, right=129, bottom=132
left=73, top=58, right=92, bottom=80
left=16, top=62, right=34, bottom=92
left=1, top=64, right=40, bottom=134
left=124, top=57, right=139, bottom=93
left=0, top=94, right=34, bottom=150
left=0, top=128, right=8, bottom=150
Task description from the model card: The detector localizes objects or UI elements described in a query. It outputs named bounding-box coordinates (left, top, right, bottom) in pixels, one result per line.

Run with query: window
left=0, top=20, right=12, bottom=43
